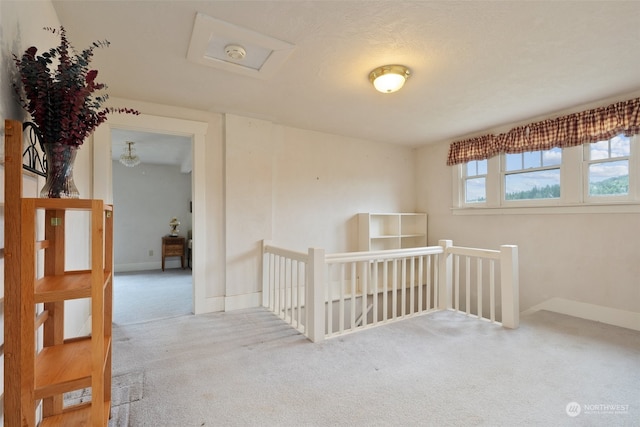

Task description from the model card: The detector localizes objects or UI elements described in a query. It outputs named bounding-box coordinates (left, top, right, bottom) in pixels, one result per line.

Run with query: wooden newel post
left=500, top=245, right=519, bottom=329
left=437, top=240, right=453, bottom=310
left=306, top=247, right=325, bottom=342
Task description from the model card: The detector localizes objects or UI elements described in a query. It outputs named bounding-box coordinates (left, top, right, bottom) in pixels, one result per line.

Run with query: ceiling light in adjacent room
left=119, top=141, right=141, bottom=167
left=369, top=64, right=411, bottom=93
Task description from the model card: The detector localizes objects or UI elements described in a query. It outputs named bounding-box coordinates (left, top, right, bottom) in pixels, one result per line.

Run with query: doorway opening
left=92, top=113, right=208, bottom=314
left=111, top=129, right=193, bottom=323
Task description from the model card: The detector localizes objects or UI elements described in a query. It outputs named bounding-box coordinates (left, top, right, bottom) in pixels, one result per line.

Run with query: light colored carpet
left=113, top=269, right=192, bottom=325
left=109, top=307, right=640, bottom=426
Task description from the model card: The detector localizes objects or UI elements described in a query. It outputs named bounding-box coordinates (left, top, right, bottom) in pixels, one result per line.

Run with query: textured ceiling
left=51, top=0, right=640, bottom=163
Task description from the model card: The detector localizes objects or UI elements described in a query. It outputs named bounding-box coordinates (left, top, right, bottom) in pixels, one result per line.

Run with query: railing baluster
left=280, top=256, right=285, bottom=319
left=273, top=255, right=279, bottom=314
left=339, top=263, right=345, bottom=334
left=361, top=261, right=367, bottom=327
left=465, top=256, right=471, bottom=315
left=401, top=258, right=407, bottom=317
left=454, top=255, right=460, bottom=312
left=426, top=255, right=432, bottom=310
left=288, top=258, right=293, bottom=323
left=392, top=259, right=398, bottom=320
left=274, top=255, right=279, bottom=316
left=326, top=264, right=333, bottom=335
left=372, top=260, right=378, bottom=324
left=350, top=262, right=357, bottom=330
left=298, top=261, right=304, bottom=330
left=490, top=259, right=495, bottom=322
left=417, top=256, right=423, bottom=313
left=409, top=257, right=415, bottom=315
left=382, top=260, right=388, bottom=321
left=434, top=253, right=439, bottom=310
left=269, top=253, right=275, bottom=311
left=477, top=258, right=483, bottom=319
left=293, top=260, right=297, bottom=327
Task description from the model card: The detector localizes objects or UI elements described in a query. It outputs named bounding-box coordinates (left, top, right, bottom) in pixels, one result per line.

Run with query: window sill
left=452, top=202, right=640, bottom=215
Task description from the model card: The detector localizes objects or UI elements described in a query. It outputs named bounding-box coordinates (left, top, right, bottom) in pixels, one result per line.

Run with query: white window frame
left=583, top=135, right=636, bottom=203
left=452, top=135, right=640, bottom=214
left=461, top=159, right=488, bottom=206
left=501, top=148, right=563, bottom=208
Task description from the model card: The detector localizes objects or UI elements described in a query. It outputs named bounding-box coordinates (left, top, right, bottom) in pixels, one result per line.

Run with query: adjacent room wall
left=112, top=160, right=192, bottom=272
left=416, top=93, right=640, bottom=327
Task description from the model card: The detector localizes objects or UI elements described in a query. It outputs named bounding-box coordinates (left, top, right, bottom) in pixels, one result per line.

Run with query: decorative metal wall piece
left=22, top=122, right=47, bottom=177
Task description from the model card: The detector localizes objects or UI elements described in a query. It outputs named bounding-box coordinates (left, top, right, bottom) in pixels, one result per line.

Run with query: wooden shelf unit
left=4, top=120, right=113, bottom=426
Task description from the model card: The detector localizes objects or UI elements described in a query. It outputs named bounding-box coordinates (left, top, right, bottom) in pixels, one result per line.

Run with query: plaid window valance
left=447, top=97, right=640, bottom=166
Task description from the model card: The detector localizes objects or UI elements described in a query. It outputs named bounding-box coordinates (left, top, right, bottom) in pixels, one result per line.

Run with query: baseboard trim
left=195, top=296, right=225, bottom=314
left=225, top=292, right=262, bottom=311
left=522, top=298, right=640, bottom=331
left=115, top=260, right=183, bottom=272
left=115, top=262, right=160, bottom=272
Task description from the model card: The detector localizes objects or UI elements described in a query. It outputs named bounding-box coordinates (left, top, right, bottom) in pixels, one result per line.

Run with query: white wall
left=223, top=115, right=275, bottom=309
left=416, top=96, right=640, bottom=324
left=272, top=125, right=416, bottom=252
left=112, top=160, right=192, bottom=271
left=223, top=114, right=417, bottom=309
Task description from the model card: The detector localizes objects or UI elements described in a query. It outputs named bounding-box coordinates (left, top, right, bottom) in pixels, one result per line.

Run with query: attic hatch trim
left=187, top=12, right=296, bottom=80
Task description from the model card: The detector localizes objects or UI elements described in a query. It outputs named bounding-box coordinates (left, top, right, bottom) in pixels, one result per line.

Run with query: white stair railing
left=438, top=240, right=519, bottom=328
left=323, top=246, right=442, bottom=339
left=262, top=239, right=519, bottom=342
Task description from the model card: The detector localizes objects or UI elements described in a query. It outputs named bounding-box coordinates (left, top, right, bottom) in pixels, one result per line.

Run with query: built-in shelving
left=358, top=212, right=428, bottom=251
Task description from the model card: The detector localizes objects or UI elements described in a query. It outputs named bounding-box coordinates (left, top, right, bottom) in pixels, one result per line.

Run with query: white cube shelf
left=358, top=213, right=427, bottom=251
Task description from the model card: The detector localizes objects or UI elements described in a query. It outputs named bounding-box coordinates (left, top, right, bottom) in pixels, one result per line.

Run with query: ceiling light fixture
left=368, top=64, right=411, bottom=93
left=119, top=141, right=141, bottom=167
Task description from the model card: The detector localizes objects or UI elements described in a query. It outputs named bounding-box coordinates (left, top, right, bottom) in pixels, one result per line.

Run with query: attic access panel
left=187, top=12, right=296, bottom=79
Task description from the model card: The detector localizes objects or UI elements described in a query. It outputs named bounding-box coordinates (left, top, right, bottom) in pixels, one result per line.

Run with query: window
left=504, top=148, right=562, bottom=201
left=455, top=134, right=638, bottom=211
left=464, top=160, right=487, bottom=203
left=585, top=134, right=630, bottom=198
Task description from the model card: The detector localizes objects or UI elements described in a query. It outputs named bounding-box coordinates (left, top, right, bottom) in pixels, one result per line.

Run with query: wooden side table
left=162, top=236, right=185, bottom=271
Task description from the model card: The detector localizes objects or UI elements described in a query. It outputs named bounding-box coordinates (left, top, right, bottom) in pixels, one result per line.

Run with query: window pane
left=542, top=147, right=562, bottom=166
left=590, top=140, right=610, bottom=160
left=466, top=159, right=487, bottom=177
left=505, top=169, right=560, bottom=200
left=466, top=162, right=476, bottom=176
left=588, top=160, right=629, bottom=196
left=523, top=151, right=541, bottom=169
left=505, top=153, right=522, bottom=171
left=610, top=134, right=630, bottom=157
left=476, top=159, right=487, bottom=175
left=465, top=177, right=486, bottom=203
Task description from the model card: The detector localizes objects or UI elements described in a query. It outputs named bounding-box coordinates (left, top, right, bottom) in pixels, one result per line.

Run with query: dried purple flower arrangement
left=13, top=26, right=138, bottom=147
left=13, top=27, right=138, bottom=197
